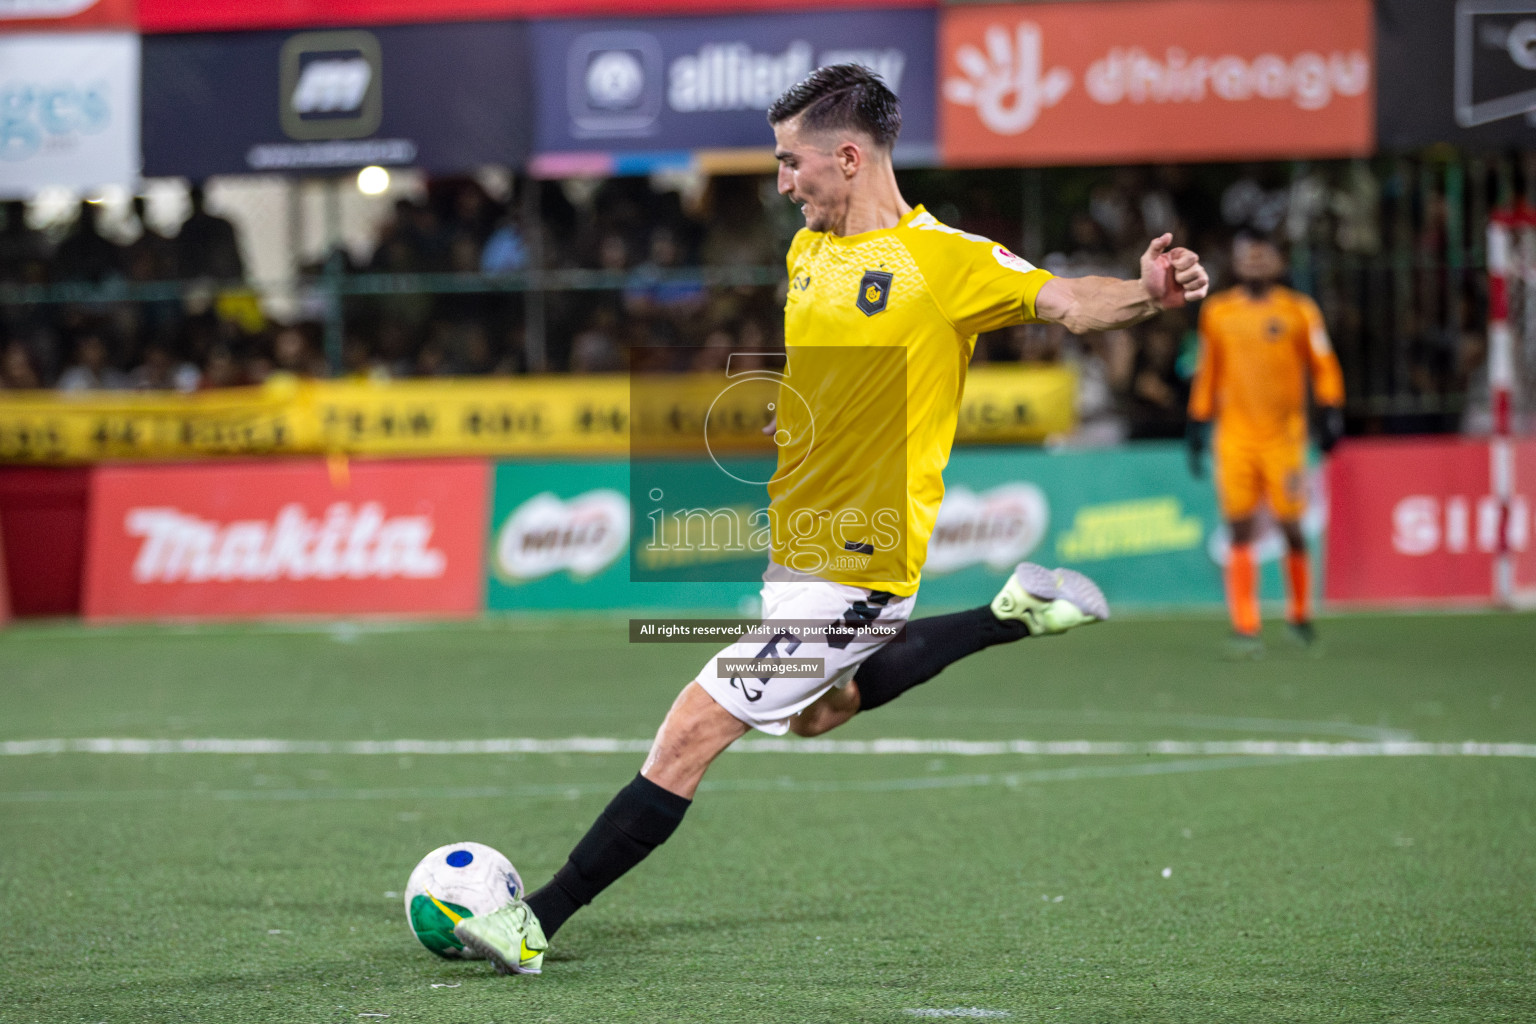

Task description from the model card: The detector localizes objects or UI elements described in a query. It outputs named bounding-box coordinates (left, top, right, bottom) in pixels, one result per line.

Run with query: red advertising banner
left=1518, top=439, right=1536, bottom=595
left=0, top=0, right=135, bottom=31
left=1325, top=438, right=1535, bottom=606
left=939, top=0, right=1374, bottom=167
left=83, top=459, right=487, bottom=620
left=139, top=0, right=931, bottom=33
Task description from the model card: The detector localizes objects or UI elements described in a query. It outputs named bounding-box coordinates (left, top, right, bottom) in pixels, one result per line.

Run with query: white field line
left=0, top=756, right=1311, bottom=804
left=2, top=737, right=1535, bottom=757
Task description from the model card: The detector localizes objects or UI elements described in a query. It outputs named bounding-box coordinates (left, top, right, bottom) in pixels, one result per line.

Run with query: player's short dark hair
left=767, top=64, right=901, bottom=149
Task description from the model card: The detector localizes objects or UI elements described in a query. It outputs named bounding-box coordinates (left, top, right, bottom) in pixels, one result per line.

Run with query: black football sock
left=855, top=606, right=1029, bottom=712
left=523, top=773, right=691, bottom=938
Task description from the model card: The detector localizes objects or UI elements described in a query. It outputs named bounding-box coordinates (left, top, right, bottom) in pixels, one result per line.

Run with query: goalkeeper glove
left=1185, top=419, right=1210, bottom=478
left=1318, top=406, right=1344, bottom=454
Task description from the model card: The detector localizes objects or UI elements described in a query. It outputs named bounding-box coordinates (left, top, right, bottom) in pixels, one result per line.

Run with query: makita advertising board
left=1378, top=0, right=1536, bottom=148
left=141, top=22, right=531, bottom=178
left=530, top=8, right=936, bottom=172
left=0, top=33, right=139, bottom=198
left=939, top=0, right=1373, bottom=166
left=83, top=460, right=487, bottom=619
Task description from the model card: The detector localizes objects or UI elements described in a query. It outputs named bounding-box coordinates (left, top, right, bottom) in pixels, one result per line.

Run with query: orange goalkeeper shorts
left=1214, top=438, right=1307, bottom=522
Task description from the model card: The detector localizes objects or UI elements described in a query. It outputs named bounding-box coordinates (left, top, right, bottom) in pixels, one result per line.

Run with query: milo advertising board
left=485, top=460, right=758, bottom=611
left=485, top=444, right=1320, bottom=612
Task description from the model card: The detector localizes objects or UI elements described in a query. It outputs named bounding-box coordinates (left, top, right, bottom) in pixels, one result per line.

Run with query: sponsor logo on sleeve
left=993, top=245, right=1037, bottom=274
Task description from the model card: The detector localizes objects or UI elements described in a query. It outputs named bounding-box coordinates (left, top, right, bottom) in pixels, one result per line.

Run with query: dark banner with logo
left=530, top=8, right=936, bottom=172
left=1378, top=0, right=1536, bottom=149
left=141, top=21, right=531, bottom=178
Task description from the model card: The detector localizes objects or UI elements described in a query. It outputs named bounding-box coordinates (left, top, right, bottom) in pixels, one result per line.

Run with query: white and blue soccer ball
left=404, top=841, right=523, bottom=958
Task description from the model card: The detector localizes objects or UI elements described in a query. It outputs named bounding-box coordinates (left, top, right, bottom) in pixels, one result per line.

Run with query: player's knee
left=788, top=713, right=821, bottom=737
left=1282, top=523, right=1307, bottom=552
left=790, top=706, right=834, bottom=737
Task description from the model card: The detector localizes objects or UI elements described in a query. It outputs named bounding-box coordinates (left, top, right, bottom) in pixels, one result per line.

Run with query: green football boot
left=453, top=900, right=548, bottom=976
left=991, top=562, right=1109, bottom=635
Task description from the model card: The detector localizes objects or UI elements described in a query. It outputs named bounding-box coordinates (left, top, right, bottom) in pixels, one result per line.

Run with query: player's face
left=773, top=120, right=848, bottom=234
left=1233, top=239, right=1284, bottom=285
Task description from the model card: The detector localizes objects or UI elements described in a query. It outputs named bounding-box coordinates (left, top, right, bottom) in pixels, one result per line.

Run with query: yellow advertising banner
left=0, top=366, right=1075, bottom=463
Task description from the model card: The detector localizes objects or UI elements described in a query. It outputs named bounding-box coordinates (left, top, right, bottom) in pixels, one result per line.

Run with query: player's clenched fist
left=1140, top=233, right=1210, bottom=309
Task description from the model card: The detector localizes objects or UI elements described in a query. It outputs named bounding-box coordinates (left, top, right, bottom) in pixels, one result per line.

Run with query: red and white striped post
left=1486, top=206, right=1527, bottom=605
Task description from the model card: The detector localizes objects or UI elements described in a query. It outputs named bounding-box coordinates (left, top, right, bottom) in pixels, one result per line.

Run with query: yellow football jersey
left=767, top=205, right=1053, bottom=595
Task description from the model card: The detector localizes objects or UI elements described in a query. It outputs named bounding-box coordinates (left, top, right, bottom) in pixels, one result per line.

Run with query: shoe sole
left=1014, top=563, right=1110, bottom=622
left=453, top=925, right=542, bottom=976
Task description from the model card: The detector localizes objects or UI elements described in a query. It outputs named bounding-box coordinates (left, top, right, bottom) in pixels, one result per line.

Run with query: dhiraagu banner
left=485, top=444, right=1320, bottom=612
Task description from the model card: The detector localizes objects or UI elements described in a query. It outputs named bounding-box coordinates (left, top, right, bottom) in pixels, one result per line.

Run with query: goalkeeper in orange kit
left=1186, top=232, right=1344, bottom=652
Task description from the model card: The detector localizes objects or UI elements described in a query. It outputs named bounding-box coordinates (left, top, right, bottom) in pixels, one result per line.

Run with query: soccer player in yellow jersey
left=1186, top=232, right=1345, bottom=653
left=455, top=65, right=1210, bottom=975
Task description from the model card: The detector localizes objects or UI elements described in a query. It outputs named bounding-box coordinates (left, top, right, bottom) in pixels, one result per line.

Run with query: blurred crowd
left=0, top=158, right=1504, bottom=438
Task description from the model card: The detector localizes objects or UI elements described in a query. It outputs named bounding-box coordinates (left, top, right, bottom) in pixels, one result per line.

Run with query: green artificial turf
left=1, top=612, right=1533, bottom=1023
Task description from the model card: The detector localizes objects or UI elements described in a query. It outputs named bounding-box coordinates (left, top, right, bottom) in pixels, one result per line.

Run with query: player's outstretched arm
left=1035, top=234, right=1210, bottom=334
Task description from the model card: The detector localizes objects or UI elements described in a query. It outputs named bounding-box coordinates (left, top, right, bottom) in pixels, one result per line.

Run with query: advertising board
left=939, top=0, right=1373, bottom=166
left=530, top=8, right=936, bottom=174
left=141, top=22, right=530, bottom=177
left=0, top=33, right=139, bottom=197
left=1326, top=437, right=1534, bottom=605
left=485, top=444, right=1301, bottom=613
left=83, top=459, right=487, bottom=619
left=0, top=368, right=1072, bottom=463
left=1378, top=0, right=1536, bottom=148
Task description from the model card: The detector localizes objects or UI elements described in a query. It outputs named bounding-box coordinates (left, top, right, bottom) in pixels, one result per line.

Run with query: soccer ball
left=404, top=841, right=523, bottom=958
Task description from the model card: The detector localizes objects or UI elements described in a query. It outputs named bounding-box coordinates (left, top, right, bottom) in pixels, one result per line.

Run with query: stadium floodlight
left=356, top=165, right=391, bottom=195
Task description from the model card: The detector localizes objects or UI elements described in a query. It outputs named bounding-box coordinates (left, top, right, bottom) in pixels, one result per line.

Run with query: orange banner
left=940, top=0, right=1373, bottom=166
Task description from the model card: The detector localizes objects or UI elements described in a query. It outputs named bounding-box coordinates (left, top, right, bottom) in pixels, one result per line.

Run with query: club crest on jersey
left=856, top=270, right=893, bottom=316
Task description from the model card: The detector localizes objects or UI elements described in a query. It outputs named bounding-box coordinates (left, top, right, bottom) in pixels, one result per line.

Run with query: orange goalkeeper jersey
left=1188, top=285, right=1344, bottom=445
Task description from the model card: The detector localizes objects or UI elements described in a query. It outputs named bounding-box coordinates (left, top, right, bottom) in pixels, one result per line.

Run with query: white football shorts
left=693, top=568, right=916, bottom=735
